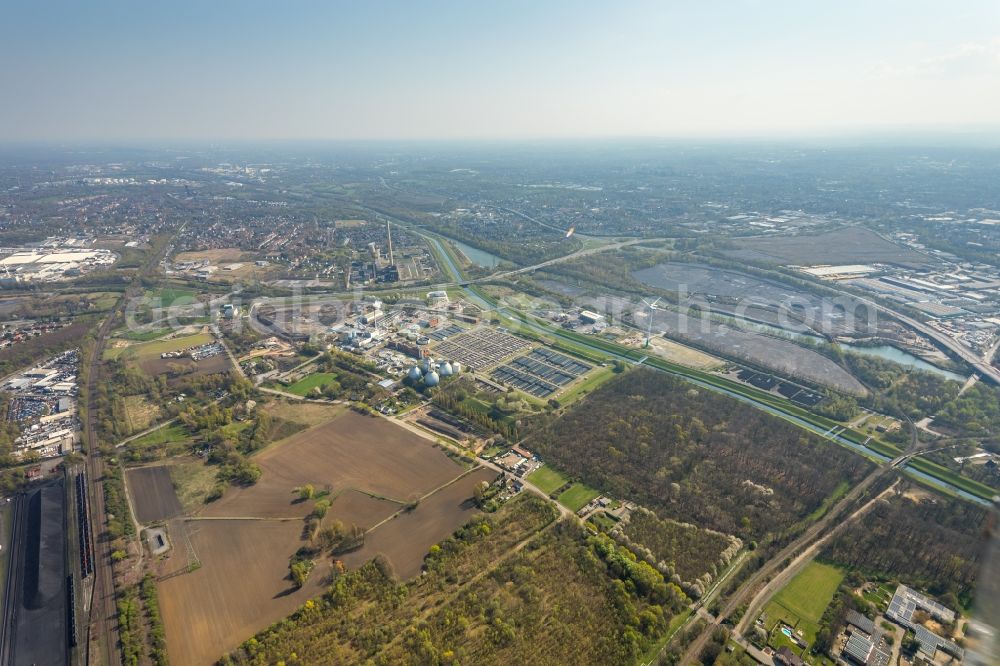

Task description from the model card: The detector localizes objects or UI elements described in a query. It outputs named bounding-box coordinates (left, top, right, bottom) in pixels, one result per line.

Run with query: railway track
left=83, top=235, right=176, bottom=666
left=0, top=495, right=23, bottom=666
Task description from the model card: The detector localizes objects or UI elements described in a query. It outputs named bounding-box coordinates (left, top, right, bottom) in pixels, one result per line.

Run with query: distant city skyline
left=2, top=0, right=999, bottom=141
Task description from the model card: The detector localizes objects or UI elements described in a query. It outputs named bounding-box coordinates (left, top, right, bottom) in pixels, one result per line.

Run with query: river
left=839, top=343, right=966, bottom=383
left=450, top=239, right=502, bottom=268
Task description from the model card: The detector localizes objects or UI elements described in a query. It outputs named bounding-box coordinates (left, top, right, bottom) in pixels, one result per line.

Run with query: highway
left=846, top=292, right=1000, bottom=387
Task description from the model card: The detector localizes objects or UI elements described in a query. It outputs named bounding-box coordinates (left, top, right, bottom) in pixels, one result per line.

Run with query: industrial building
left=885, top=585, right=964, bottom=662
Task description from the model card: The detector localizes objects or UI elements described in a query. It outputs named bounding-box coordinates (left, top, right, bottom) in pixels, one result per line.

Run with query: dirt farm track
left=153, top=409, right=495, bottom=665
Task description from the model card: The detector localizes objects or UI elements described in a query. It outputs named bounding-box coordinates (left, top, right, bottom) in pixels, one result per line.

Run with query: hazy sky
left=2, top=0, right=999, bottom=141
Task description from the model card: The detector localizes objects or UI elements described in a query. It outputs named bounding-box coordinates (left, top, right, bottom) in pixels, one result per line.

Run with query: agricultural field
left=157, top=519, right=328, bottom=666
left=127, top=466, right=183, bottom=523
left=168, top=460, right=220, bottom=512
left=259, top=400, right=345, bottom=428
left=763, top=561, right=845, bottom=644
left=531, top=368, right=873, bottom=540
left=819, top=491, right=988, bottom=604
left=154, top=409, right=496, bottom=664
left=203, top=410, right=466, bottom=518
left=338, top=467, right=498, bottom=578
left=526, top=465, right=569, bottom=494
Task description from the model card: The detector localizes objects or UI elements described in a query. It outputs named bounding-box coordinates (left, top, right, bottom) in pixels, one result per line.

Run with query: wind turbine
left=641, top=297, right=661, bottom=348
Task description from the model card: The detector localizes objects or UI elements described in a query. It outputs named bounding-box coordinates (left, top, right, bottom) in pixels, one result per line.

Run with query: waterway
left=450, top=239, right=502, bottom=268
left=839, top=343, right=966, bottom=383
left=438, top=232, right=986, bottom=506
left=729, top=314, right=966, bottom=383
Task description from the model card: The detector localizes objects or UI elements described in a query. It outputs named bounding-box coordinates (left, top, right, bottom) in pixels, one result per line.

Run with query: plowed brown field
left=157, top=410, right=488, bottom=665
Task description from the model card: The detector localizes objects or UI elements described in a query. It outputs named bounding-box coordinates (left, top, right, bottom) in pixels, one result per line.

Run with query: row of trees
left=433, top=379, right=520, bottom=440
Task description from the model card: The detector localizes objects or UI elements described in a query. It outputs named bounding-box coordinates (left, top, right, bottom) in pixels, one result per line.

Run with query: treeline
left=837, top=352, right=1000, bottom=447
left=0, top=393, right=22, bottom=465
left=935, top=382, right=1000, bottom=443
left=811, top=573, right=877, bottom=658
left=292, top=350, right=389, bottom=403
left=819, top=491, right=988, bottom=607
left=99, top=360, right=253, bottom=446
left=229, top=523, right=680, bottom=665
left=531, top=369, right=872, bottom=541
left=118, top=574, right=169, bottom=666
left=842, top=353, right=960, bottom=418
left=103, top=463, right=135, bottom=540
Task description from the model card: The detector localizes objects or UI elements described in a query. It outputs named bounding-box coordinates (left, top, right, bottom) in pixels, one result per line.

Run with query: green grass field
left=557, top=365, right=617, bottom=406
left=557, top=483, right=601, bottom=512
left=588, top=511, right=618, bottom=532
left=148, top=286, right=197, bottom=307
left=764, top=561, right=844, bottom=644
left=284, top=372, right=338, bottom=396
left=129, top=423, right=191, bottom=448
left=527, top=466, right=570, bottom=494
left=121, top=327, right=171, bottom=342
left=105, top=332, right=214, bottom=360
